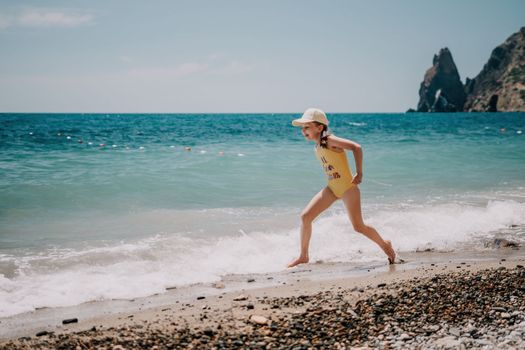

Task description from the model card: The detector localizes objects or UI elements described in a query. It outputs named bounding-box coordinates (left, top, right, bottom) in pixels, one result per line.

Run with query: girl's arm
left=327, top=135, right=363, bottom=184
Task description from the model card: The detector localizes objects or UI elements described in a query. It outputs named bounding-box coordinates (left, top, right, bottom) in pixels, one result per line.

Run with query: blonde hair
left=314, top=122, right=331, bottom=148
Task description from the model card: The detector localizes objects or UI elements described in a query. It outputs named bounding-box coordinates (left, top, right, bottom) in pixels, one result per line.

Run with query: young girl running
left=288, top=108, right=396, bottom=268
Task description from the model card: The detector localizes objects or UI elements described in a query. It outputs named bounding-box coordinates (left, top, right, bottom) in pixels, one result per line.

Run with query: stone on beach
left=249, top=315, right=269, bottom=325
left=487, top=238, right=520, bottom=249
left=35, top=331, right=51, bottom=337
left=435, top=335, right=461, bottom=347
left=233, top=294, right=248, bottom=301
left=448, top=326, right=461, bottom=337
left=62, top=318, right=78, bottom=325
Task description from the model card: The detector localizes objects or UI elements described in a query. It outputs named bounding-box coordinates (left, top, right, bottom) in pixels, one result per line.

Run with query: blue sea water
left=1, top=112, right=525, bottom=317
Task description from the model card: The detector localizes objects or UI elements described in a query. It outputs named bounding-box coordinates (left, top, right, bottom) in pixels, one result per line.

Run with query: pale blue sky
left=0, top=0, right=523, bottom=113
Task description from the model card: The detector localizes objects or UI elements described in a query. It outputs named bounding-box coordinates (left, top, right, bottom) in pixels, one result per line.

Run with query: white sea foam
left=368, top=200, right=525, bottom=251
left=0, top=200, right=524, bottom=318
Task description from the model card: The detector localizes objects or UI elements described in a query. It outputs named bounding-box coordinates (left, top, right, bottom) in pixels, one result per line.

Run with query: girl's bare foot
left=384, top=240, right=396, bottom=264
left=287, top=256, right=309, bottom=268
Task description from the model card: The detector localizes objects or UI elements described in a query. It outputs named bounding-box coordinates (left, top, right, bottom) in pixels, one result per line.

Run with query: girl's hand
left=352, top=172, right=363, bottom=185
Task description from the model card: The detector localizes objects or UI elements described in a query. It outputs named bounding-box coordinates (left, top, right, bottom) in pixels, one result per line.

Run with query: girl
left=288, top=108, right=396, bottom=268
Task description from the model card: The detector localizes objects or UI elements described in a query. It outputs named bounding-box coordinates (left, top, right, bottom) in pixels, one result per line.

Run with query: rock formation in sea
left=411, top=27, right=525, bottom=112
left=464, top=27, right=525, bottom=112
left=416, top=48, right=466, bottom=112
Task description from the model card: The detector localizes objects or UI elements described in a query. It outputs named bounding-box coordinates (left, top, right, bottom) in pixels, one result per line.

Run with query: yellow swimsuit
left=315, top=145, right=356, bottom=198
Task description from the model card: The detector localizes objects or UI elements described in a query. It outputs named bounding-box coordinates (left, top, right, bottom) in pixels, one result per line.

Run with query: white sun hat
left=292, top=108, right=329, bottom=126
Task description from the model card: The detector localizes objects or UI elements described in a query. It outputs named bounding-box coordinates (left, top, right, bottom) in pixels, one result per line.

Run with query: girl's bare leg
left=342, top=186, right=396, bottom=263
left=288, top=187, right=337, bottom=268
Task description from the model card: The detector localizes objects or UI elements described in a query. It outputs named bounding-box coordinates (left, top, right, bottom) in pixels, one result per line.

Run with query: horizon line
left=0, top=111, right=411, bottom=115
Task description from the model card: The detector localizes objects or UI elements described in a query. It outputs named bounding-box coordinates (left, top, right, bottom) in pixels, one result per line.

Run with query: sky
left=0, top=0, right=523, bottom=113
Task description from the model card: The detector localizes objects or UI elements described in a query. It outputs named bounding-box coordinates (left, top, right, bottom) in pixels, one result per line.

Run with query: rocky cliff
left=412, top=27, right=525, bottom=112
left=464, top=27, right=525, bottom=112
left=416, top=48, right=466, bottom=112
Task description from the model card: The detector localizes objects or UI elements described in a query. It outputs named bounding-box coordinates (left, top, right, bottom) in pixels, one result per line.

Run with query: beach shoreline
left=1, top=249, right=524, bottom=349
left=2, top=112, right=525, bottom=347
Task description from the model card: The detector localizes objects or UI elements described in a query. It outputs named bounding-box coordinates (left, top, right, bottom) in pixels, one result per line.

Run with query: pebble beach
left=2, top=257, right=524, bottom=349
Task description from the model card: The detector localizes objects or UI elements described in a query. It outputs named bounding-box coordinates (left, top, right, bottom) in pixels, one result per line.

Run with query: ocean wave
left=0, top=199, right=524, bottom=318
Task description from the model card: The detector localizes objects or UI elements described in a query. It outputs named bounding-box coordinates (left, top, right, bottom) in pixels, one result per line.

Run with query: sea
left=1, top=112, right=525, bottom=318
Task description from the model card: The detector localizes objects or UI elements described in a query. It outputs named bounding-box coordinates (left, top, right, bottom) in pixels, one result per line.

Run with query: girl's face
left=301, top=122, right=324, bottom=142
